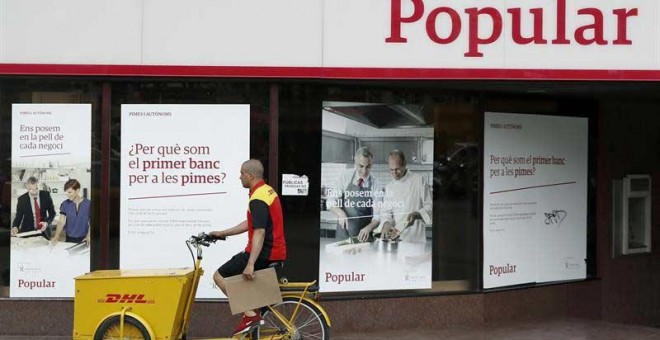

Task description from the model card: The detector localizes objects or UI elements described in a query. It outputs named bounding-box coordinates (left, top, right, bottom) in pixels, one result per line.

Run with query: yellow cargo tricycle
left=72, top=233, right=330, bottom=339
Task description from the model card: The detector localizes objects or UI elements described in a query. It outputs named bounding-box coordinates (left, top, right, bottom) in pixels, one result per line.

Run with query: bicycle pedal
left=246, top=320, right=265, bottom=332
left=236, top=332, right=253, bottom=340
left=234, top=321, right=264, bottom=340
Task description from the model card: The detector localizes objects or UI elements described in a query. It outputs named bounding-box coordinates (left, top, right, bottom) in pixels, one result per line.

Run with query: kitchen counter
left=321, top=237, right=431, bottom=256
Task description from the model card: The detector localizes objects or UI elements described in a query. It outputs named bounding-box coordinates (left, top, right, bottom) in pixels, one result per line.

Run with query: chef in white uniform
left=380, top=149, right=432, bottom=243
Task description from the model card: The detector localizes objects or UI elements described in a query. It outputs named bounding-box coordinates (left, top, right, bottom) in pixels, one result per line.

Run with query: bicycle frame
left=178, top=240, right=206, bottom=338
left=183, top=235, right=332, bottom=339
left=274, top=281, right=331, bottom=328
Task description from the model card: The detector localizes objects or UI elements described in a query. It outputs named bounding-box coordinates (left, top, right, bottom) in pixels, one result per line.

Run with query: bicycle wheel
left=252, top=297, right=329, bottom=340
left=94, top=315, right=151, bottom=340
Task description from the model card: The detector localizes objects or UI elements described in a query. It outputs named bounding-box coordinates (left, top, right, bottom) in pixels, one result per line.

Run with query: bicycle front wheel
left=252, top=297, right=329, bottom=340
left=94, top=315, right=151, bottom=340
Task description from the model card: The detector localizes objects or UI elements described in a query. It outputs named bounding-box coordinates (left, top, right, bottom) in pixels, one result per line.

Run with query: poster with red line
left=483, top=112, right=588, bottom=289
left=10, top=104, right=91, bottom=297
left=120, top=104, right=249, bottom=298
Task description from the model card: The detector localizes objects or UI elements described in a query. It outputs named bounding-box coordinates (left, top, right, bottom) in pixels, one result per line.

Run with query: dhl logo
left=97, top=294, right=155, bottom=304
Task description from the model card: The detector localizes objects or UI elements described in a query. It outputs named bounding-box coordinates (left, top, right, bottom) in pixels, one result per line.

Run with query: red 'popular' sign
left=386, top=0, right=639, bottom=57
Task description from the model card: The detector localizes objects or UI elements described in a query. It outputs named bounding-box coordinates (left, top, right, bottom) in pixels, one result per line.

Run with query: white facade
left=0, top=0, right=658, bottom=78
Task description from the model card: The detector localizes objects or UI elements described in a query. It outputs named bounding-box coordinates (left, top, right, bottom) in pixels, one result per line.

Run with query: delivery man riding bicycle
left=209, top=159, right=287, bottom=336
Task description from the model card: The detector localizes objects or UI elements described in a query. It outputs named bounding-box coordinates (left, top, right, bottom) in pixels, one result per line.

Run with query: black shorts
left=217, top=252, right=272, bottom=278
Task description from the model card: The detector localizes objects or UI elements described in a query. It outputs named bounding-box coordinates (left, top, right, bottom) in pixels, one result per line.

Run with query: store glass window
left=278, top=82, right=481, bottom=293
left=0, top=79, right=102, bottom=297
left=107, top=81, right=272, bottom=270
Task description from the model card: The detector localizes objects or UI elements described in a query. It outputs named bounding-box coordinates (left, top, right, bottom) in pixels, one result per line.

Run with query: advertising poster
left=120, top=105, right=249, bottom=298
left=319, top=102, right=434, bottom=292
left=483, top=112, right=588, bottom=289
left=10, top=104, right=91, bottom=297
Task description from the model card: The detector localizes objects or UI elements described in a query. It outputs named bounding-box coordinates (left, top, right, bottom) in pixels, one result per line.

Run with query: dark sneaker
left=233, top=314, right=264, bottom=335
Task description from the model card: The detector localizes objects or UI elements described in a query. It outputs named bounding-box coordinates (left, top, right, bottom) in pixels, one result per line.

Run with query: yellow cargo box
left=73, top=267, right=199, bottom=340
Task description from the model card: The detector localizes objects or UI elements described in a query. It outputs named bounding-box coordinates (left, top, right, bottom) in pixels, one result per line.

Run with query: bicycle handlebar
left=186, top=232, right=226, bottom=265
left=188, top=232, right=225, bottom=247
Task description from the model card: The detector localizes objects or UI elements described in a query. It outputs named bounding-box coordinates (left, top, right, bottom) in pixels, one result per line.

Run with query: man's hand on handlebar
left=189, top=232, right=226, bottom=247
left=208, top=231, right=226, bottom=241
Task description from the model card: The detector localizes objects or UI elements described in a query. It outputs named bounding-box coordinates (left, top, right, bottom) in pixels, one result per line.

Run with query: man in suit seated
left=11, top=176, right=56, bottom=236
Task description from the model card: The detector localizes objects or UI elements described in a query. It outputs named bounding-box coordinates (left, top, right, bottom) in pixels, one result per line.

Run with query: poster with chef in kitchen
left=318, top=101, right=433, bottom=292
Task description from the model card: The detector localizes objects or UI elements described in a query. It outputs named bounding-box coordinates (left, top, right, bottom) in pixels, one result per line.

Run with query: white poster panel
left=319, top=102, right=433, bottom=292
left=483, top=112, right=588, bottom=289
left=120, top=105, right=249, bottom=298
left=10, top=104, right=91, bottom=297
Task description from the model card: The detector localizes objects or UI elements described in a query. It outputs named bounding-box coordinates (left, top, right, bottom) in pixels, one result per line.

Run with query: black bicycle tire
left=252, top=297, right=329, bottom=340
left=93, top=314, right=151, bottom=340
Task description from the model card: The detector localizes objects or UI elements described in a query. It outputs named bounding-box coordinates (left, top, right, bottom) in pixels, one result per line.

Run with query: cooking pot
left=372, top=234, right=400, bottom=252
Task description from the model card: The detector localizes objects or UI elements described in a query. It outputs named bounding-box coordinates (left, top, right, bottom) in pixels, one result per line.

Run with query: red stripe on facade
left=0, top=63, right=660, bottom=81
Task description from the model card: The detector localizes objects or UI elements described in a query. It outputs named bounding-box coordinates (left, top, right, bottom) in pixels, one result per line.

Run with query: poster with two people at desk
left=9, top=104, right=91, bottom=297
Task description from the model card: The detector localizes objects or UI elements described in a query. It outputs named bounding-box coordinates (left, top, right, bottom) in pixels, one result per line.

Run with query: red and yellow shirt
left=246, top=180, right=286, bottom=261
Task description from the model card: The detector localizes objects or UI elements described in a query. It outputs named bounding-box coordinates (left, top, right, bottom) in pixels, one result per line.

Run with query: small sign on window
left=282, top=174, right=309, bottom=196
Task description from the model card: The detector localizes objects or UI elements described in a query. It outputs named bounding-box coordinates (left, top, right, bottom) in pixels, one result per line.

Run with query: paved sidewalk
left=2, top=319, right=660, bottom=339
left=332, top=319, right=660, bottom=340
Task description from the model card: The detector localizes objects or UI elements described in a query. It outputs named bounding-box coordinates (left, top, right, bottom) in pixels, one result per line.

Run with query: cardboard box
left=225, top=267, right=282, bottom=315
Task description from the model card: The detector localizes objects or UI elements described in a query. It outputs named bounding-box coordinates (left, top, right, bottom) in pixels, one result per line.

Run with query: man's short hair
left=243, top=159, right=264, bottom=179
left=26, top=176, right=39, bottom=186
left=354, top=147, right=373, bottom=160
left=388, top=149, right=407, bottom=166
